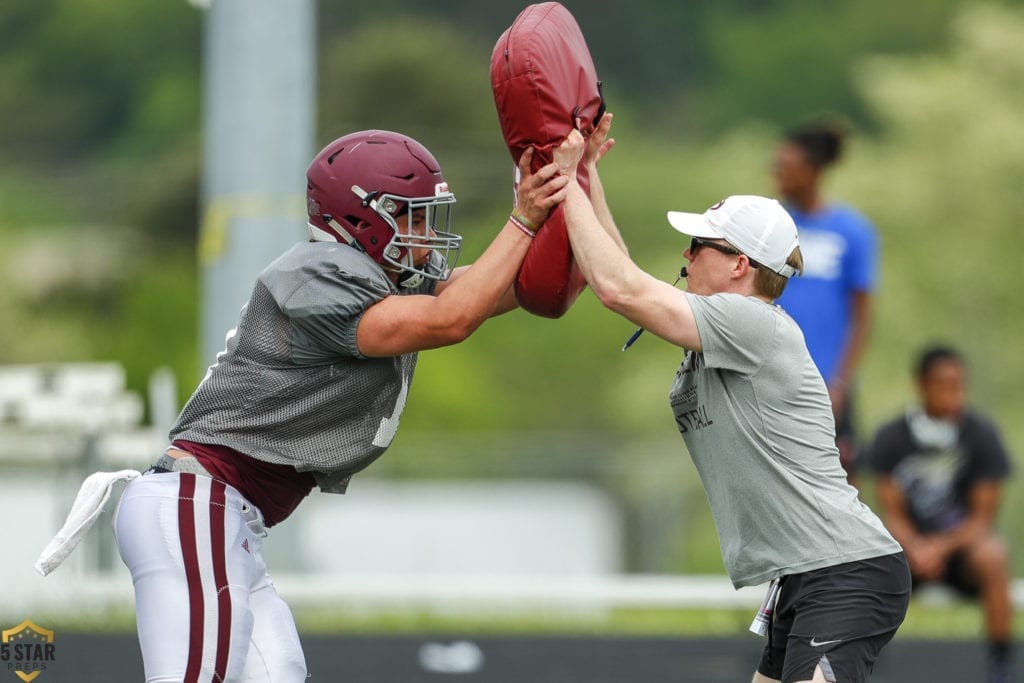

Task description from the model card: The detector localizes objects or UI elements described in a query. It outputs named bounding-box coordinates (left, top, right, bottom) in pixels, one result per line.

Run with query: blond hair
left=754, top=247, right=803, bottom=300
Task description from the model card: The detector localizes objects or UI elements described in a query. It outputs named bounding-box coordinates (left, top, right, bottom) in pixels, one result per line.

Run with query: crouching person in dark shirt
left=868, top=345, right=1014, bottom=683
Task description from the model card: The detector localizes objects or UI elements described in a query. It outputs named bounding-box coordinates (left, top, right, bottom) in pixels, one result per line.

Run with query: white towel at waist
left=34, top=469, right=140, bottom=576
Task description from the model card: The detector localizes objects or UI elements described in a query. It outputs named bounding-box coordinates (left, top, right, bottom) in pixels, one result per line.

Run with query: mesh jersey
left=171, top=241, right=436, bottom=493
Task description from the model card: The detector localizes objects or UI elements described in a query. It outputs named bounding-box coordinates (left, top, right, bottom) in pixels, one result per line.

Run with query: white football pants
left=114, top=471, right=308, bottom=682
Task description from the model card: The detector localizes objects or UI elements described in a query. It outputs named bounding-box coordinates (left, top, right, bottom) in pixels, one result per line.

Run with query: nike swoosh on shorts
left=810, top=638, right=843, bottom=647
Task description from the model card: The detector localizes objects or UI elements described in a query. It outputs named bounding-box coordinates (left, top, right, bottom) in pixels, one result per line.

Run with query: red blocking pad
left=490, top=2, right=605, bottom=318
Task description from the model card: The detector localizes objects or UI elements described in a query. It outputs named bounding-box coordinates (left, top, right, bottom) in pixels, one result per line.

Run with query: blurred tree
left=691, top=0, right=973, bottom=134
left=318, top=17, right=508, bottom=220
left=316, top=0, right=702, bottom=105
left=843, top=2, right=1024, bottom=427
left=0, top=0, right=201, bottom=398
left=316, top=0, right=1021, bottom=137
left=0, top=0, right=199, bottom=162
left=0, top=0, right=201, bottom=240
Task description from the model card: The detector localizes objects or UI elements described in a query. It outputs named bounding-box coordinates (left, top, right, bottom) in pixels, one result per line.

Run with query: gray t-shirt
left=171, top=241, right=436, bottom=493
left=670, top=292, right=900, bottom=587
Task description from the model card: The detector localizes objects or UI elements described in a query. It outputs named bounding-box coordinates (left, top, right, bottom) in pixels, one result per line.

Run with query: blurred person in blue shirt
left=773, top=122, right=878, bottom=485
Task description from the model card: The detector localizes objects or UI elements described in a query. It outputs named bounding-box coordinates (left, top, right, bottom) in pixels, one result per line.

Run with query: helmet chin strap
left=314, top=217, right=358, bottom=246
left=396, top=270, right=425, bottom=289
left=386, top=245, right=425, bottom=289
left=308, top=221, right=338, bottom=243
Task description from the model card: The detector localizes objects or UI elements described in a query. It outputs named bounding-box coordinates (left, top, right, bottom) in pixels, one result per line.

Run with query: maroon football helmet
left=306, top=130, right=460, bottom=286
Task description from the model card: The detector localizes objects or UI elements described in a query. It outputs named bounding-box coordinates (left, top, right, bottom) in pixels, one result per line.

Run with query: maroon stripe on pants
left=210, top=479, right=231, bottom=681
left=178, top=473, right=204, bottom=683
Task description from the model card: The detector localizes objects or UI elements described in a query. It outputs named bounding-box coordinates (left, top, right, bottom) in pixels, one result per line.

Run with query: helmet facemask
left=355, top=184, right=461, bottom=289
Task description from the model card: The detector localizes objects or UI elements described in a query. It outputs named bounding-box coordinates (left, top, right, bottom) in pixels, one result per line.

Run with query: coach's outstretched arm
left=584, top=113, right=628, bottom=255
left=555, top=129, right=702, bottom=352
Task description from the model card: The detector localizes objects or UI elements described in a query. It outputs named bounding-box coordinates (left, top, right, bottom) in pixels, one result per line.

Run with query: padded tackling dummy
left=491, top=2, right=605, bottom=318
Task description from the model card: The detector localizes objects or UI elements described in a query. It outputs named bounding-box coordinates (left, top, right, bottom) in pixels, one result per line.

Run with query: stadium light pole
left=192, top=0, right=316, bottom=374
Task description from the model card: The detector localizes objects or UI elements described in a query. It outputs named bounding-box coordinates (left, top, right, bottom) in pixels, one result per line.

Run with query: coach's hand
left=554, top=128, right=586, bottom=180
left=584, top=112, right=615, bottom=170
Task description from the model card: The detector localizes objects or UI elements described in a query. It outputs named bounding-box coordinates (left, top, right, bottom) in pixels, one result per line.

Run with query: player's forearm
left=440, top=266, right=519, bottom=317
left=489, top=283, right=520, bottom=317
left=434, top=223, right=532, bottom=334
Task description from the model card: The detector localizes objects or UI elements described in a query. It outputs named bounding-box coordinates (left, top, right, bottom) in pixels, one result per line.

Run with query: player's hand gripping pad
left=490, top=2, right=605, bottom=318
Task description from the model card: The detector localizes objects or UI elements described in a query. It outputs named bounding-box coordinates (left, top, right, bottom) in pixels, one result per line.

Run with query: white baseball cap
left=666, top=195, right=800, bottom=278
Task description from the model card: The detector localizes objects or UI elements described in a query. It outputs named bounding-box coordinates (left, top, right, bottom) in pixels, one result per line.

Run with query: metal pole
left=196, top=0, right=316, bottom=372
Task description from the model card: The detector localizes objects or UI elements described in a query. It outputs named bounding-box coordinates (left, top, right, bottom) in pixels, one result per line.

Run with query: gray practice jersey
left=670, top=292, right=900, bottom=588
left=171, top=241, right=436, bottom=493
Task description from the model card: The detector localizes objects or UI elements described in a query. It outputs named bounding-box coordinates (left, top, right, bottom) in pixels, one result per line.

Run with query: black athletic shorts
left=757, top=552, right=911, bottom=683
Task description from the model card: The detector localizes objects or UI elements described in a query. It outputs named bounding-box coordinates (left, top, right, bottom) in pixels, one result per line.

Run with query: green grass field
left=43, top=601, right=1019, bottom=641
left=296, top=603, right=1020, bottom=640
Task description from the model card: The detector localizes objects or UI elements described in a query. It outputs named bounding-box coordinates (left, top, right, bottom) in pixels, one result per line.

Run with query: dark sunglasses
left=688, top=236, right=761, bottom=269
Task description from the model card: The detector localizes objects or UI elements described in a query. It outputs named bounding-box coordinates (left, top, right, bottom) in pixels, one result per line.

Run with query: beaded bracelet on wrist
left=509, top=212, right=538, bottom=238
